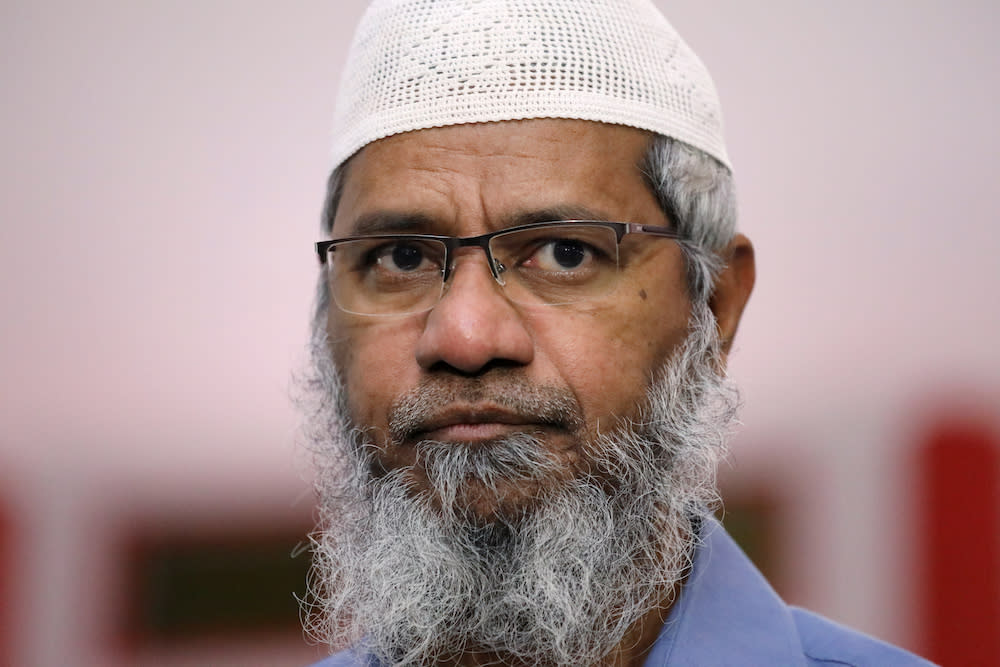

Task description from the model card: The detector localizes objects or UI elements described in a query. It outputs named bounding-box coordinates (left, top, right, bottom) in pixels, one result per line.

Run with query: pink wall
left=2, top=1, right=998, bottom=664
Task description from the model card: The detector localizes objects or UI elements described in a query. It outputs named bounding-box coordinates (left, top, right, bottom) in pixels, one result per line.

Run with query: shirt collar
left=643, top=518, right=809, bottom=666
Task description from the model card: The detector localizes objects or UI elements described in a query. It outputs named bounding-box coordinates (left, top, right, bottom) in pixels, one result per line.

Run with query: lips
left=387, top=378, right=583, bottom=445
left=411, top=404, right=555, bottom=443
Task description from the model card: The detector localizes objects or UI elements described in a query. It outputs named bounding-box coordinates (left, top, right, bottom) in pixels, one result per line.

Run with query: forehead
left=331, top=119, right=666, bottom=236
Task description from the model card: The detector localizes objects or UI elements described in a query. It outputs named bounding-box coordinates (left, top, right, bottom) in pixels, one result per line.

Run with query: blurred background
left=2, top=0, right=998, bottom=665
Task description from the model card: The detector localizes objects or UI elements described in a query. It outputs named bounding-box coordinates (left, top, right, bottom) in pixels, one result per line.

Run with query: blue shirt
left=310, top=519, right=935, bottom=666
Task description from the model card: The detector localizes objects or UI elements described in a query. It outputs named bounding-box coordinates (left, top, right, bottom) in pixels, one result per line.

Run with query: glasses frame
left=314, top=220, right=684, bottom=314
left=316, top=220, right=681, bottom=272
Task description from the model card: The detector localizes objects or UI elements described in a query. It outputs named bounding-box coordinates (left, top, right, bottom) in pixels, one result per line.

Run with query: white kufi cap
left=330, top=0, right=730, bottom=169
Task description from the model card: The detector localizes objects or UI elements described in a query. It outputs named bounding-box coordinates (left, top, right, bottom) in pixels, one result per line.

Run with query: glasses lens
left=326, top=237, right=446, bottom=315
left=489, top=223, right=620, bottom=305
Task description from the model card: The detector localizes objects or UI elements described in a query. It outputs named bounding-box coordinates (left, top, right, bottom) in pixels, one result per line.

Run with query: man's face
left=326, top=118, right=693, bottom=519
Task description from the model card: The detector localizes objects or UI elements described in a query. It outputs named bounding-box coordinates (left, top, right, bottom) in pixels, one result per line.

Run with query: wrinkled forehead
left=331, top=119, right=667, bottom=238
left=328, top=0, right=729, bottom=172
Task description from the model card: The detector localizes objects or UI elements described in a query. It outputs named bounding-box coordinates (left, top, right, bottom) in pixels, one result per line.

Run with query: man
left=299, top=1, right=933, bottom=665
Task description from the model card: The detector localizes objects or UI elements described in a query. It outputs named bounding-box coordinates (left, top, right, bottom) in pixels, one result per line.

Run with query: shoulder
left=791, top=608, right=937, bottom=667
left=648, top=519, right=938, bottom=667
left=305, top=648, right=372, bottom=667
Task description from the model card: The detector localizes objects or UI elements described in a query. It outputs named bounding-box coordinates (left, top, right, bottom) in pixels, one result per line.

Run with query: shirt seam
left=803, top=653, right=858, bottom=667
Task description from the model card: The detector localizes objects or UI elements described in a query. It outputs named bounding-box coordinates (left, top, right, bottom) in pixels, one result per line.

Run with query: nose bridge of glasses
left=445, top=235, right=506, bottom=284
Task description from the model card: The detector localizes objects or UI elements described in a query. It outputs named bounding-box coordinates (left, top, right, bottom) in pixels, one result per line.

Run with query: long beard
left=298, top=302, right=739, bottom=666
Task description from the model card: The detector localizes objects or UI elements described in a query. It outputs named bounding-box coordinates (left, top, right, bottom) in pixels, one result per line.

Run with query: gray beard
left=298, top=302, right=739, bottom=667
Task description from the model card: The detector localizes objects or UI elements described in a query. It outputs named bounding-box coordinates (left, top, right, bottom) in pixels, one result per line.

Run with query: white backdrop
left=3, top=1, right=997, bottom=476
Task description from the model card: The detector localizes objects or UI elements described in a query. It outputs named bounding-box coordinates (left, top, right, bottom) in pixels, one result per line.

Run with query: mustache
left=387, top=373, right=584, bottom=444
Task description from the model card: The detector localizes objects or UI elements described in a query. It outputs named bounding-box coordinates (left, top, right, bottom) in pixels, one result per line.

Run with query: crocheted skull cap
left=330, top=0, right=730, bottom=170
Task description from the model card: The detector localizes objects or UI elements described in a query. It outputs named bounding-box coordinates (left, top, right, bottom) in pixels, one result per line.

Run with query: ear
left=709, top=233, right=755, bottom=365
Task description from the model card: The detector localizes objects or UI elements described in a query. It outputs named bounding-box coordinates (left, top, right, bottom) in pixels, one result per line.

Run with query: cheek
left=618, top=253, right=694, bottom=360
left=327, top=311, right=422, bottom=434
left=536, top=288, right=690, bottom=430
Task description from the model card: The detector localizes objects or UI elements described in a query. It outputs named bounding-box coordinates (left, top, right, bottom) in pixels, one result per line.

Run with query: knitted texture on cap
left=330, top=0, right=729, bottom=169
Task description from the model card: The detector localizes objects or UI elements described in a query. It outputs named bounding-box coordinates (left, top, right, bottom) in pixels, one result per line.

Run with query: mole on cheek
left=638, top=289, right=648, bottom=301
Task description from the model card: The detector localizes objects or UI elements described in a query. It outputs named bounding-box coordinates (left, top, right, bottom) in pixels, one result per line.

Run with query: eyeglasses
left=314, top=220, right=682, bottom=316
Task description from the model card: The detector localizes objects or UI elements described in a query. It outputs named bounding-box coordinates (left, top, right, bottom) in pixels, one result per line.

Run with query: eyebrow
left=502, top=205, right=615, bottom=227
left=345, top=204, right=617, bottom=238
left=348, top=211, right=438, bottom=236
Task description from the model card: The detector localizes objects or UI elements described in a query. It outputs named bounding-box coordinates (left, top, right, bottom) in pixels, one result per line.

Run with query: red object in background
left=917, top=417, right=1000, bottom=666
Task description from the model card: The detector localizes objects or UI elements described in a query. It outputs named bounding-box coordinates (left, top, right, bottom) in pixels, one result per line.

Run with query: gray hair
left=314, top=133, right=736, bottom=322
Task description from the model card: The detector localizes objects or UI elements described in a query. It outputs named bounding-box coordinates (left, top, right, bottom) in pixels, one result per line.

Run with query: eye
left=368, top=240, right=439, bottom=274
left=531, top=238, right=595, bottom=271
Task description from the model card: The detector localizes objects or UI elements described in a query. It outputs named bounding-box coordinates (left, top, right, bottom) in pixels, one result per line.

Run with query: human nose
left=414, top=249, right=534, bottom=374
